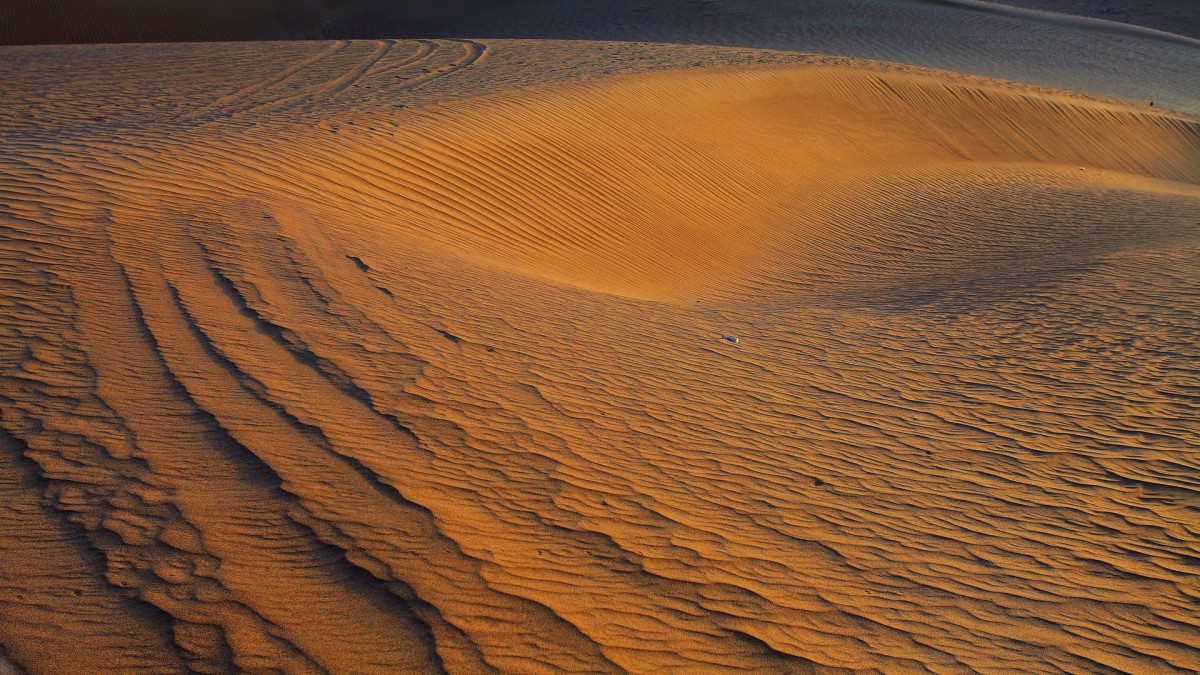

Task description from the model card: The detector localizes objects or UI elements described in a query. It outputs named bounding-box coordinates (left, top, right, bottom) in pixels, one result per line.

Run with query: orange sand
left=0, top=36, right=1198, bottom=673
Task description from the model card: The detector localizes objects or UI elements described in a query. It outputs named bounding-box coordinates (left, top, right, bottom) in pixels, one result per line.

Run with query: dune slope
left=1, top=39, right=1198, bottom=673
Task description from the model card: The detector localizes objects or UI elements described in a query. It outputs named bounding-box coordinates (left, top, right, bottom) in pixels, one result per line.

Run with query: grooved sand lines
left=363, top=39, right=437, bottom=81
left=177, top=39, right=484, bottom=125
left=407, top=40, right=488, bottom=91
left=179, top=39, right=352, bottom=123
left=1, top=38, right=1198, bottom=673
left=292, top=38, right=395, bottom=102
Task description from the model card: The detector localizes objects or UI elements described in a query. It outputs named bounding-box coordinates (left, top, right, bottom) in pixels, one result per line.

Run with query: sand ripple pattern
left=1, top=40, right=1198, bottom=673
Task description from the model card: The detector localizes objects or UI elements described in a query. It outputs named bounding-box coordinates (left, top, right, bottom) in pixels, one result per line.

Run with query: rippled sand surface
left=1, top=37, right=1198, bottom=673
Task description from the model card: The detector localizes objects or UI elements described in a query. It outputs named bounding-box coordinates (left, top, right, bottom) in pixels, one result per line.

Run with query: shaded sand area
left=1, top=37, right=1199, bottom=673
left=985, top=0, right=1200, bottom=38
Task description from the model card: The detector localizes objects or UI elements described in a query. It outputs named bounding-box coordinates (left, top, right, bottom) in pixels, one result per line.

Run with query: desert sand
left=1, top=2, right=1198, bottom=674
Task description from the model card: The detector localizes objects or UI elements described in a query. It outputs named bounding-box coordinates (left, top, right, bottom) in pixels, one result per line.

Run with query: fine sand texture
left=1, top=35, right=1199, bottom=674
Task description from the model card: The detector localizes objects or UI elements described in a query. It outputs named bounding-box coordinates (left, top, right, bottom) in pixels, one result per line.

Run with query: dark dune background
left=2, top=0, right=1197, bottom=45
left=5, top=0, right=1197, bottom=117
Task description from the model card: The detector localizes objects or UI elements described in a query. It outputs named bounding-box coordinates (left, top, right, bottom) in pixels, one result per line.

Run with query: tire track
left=252, top=39, right=397, bottom=113
left=365, top=38, right=440, bottom=80
left=178, top=39, right=351, bottom=124
left=407, top=39, right=488, bottom=91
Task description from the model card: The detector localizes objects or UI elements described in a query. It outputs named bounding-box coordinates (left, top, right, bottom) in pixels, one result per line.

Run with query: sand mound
left=263, top=65, right=1199, bottom=304
left=1, top=39, right=1198, bottom=672
left=36, top=63, right=1197, bottom=304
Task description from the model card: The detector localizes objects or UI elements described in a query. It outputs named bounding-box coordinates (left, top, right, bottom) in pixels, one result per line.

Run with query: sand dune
left=1, top=37, right=1197, bottom=672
